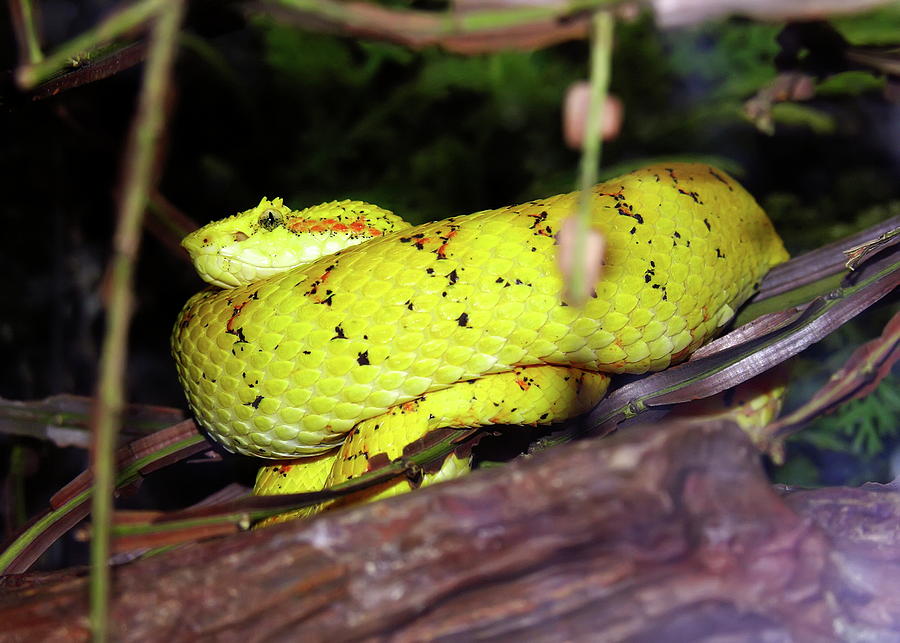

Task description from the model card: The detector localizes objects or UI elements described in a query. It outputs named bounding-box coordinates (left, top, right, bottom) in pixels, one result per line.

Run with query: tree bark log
left=2, top=421, right=898, bottom=641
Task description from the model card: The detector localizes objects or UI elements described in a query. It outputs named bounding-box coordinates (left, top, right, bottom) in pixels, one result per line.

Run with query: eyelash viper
left=172, top=163, right=788, bottom=521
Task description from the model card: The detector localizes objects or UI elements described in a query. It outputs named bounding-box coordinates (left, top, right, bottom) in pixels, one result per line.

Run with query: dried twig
left=0, top=395, right=183, bottom=448
left=15, top=0, right=164, bottom=90
left=29, top=42, right=148, bottom=100
left=763, top=311, right=900, bottom=445
left=257, top=0, right=613, bottom=54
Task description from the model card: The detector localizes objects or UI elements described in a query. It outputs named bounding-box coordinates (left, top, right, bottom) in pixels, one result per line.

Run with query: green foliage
left=667, top=21, right=780, bottom=102
left=831, top=4, right=900, bottom=44
left=773, top=375, right=900, bottom=488
left=610, top=17, right=784, bottom=145
left=764, top=196, right=900, bottom=252
left=816, top=70, right=886, bottom=96
left=773, top=454, right=821, bottom=487
left=250, top=15, right=823, bottom=224
left=256, top=21, right=586, bottom=222
left=803, top=376, right=900, bottom=457
left=769, top=102, right=836, bottom=134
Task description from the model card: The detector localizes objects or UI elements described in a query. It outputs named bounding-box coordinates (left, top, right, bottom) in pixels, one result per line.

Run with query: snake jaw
left=191, top=243, right=326, bottom=288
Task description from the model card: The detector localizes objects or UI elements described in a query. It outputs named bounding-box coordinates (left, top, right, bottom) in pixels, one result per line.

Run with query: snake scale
left=172, top=163, right=787, bottom=517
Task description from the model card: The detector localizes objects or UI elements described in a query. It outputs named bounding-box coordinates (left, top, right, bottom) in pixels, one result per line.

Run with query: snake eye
left=258, top=209, right=283, bottom=231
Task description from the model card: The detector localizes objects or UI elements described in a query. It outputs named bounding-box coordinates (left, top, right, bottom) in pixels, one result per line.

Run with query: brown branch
left=257, top=0, right=900, bottom=55
left=754, top=216, right=899, bottom=304
left=2, top=421, right=899, bottom=639
left=257, top=0, right=609, bottom=54
left=0, top=394, right=184, bottom=448
left=19, top=0, right=899, bottom=101
left=29, top=42, right=147, bottom=100
left=763, top=310, right=900, bottom=444
left=145, top=189, right=199, bottom=262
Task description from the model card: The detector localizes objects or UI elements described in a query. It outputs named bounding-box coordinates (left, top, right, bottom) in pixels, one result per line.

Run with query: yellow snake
left=172, top=163, right=787, bottom=519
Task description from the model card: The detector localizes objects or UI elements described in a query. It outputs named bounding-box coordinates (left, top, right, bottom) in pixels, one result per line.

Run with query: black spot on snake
left=227, top=327, right=248, bottom=343
left=708, top=168, right=733, bottom=190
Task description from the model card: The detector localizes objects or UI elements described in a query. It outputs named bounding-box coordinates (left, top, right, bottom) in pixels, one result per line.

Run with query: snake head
left=182, top=197, right=299, bottom=288
left=183, top=197, right=410, bottom=289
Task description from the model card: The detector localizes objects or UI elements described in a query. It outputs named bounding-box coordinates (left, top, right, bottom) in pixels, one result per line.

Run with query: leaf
left=816, top=70, right=886, bottom=96
left=769, top=102, right=836, bottom=134
left=832, top=5, right=900, bottom=45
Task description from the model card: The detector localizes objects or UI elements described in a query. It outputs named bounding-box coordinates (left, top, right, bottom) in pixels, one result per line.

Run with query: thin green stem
left=89, top=2, right=184, bottom=640
left=0, top=432, right=205, bottom=575
left=111, top=429, right=477, bottom=541
left=11, top=0, right=44, bottom=64
left=570, top=11, right=613, bottom=305
left=16, top=0, right=163, bottom=89
left=735, top=271, right=845, bottom=326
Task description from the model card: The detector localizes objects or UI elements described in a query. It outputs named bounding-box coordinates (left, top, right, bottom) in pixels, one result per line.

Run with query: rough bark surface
left=1, top=422, right=898, bottom=641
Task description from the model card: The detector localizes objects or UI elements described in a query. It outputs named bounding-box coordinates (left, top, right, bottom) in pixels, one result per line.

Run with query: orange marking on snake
left=226, top=302, right=249, bottom=332
left=437, top=230, right=458, bottom=259
left=288, top=219, right=315, bottom=233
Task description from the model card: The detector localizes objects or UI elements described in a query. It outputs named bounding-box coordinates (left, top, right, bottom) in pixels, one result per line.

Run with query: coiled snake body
left=172, top=163, right=787, bottom=515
